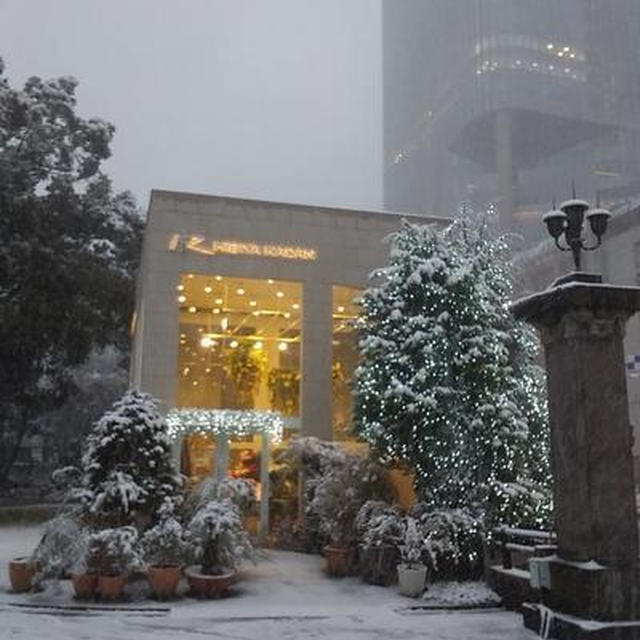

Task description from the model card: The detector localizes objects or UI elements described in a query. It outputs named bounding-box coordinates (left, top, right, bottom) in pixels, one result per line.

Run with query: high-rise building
left=383, top=1, right=640, bottom=236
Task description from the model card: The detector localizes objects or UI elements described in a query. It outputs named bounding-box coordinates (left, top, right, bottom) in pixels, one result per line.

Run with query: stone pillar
left=301, top=281, right=333, bottom=441
left=514, top=282, right=640, bottom=636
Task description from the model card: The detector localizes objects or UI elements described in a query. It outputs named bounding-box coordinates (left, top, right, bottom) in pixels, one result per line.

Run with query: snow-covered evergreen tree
left=353, top=216, right=551, bottom=529
left=77, top=390, right=182, bottom=527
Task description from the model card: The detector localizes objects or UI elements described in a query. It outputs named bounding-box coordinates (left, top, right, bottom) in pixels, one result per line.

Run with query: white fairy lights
left=165, top=408, right=284, bottom=443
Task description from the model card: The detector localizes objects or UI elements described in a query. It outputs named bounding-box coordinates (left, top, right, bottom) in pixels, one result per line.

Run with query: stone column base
left=523, top=603, right=640, bottom=640
left=544, top=558, right=640, bottom=621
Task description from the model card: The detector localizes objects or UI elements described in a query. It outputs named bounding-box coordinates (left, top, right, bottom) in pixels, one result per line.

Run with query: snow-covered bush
left=411, top=505, right=484, bottom=579
left=271, top=437, right=353, bottom=552
left=184, top=477, right=256, bottom=521
left=88, top=526, right=142, bottom=576
left=141, top=516, right=189, bottom=567
left=32, top=514, right=89, bottom=581
left=400, top=517, right=424, bottom=569
left=356, top=500, right=404, bottom=549
left=73, top=390, right=182, bottom=527
left=311, top=455, right=388, bottom=547
left=188, top=500, right=253, bottom=575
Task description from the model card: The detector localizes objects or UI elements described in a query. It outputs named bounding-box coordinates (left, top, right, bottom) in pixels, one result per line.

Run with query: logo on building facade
left=168, top=234, right=318, bottom=261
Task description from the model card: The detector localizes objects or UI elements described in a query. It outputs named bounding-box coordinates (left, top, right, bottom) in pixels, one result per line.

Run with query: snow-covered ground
left=0, top=525, right=538, bottom=639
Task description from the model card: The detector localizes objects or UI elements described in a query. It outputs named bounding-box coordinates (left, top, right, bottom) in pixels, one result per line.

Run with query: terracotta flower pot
left=98, top=574, right=127, bottom=600
left=184, top=565, right=235, bottom=599
left=8, top=557, right=36, bottom=593
left=147, top=564, right=182, bottom=599
left=323, top=545, right=352, bottom=577
left=71, top=572, right=98, bottom=599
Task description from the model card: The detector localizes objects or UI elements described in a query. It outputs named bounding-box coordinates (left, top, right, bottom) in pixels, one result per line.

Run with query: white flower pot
left=397, top=563, right=427, bottom=598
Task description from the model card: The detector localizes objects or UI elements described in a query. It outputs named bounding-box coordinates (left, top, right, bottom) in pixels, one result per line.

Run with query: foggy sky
left=0, top=0, right=381, bottom=212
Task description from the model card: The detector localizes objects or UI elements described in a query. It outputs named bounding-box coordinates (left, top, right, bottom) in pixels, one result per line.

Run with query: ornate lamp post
left=542, top=196, right=611, bottom=271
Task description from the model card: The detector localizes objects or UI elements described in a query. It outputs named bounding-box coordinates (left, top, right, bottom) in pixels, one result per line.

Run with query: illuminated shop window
left=175, top=273, right=301, bottom=486
left=332, top=285, right=362, bottom=441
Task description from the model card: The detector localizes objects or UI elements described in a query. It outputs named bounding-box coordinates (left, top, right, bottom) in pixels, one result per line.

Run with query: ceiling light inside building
left=253, top=341, right=263, bottom=350
left=200, top=336, right=214, bottom=348
left=178, top=295, right=187, bottom=303
left=188, top=306, right=197, bottom=313
left=276, top=291, right=284, bottom=298
left=204, top=285, right=213, bottom=294
left=213, top=308, right=221, bottom=315
left=278, top=342, right=288, bottom=352
left=215, top=275, right=222, bottom=281
left=292, top=303, right=300, bottom=310
left=215, top=298, right=224, bottom=305
left=177, top=284, right=184, bottom=291
left=236, top=288, right=245, bottom=295
left=230, top=340, right=239, bottom=349
left=249, top=300, right=257, bottom=307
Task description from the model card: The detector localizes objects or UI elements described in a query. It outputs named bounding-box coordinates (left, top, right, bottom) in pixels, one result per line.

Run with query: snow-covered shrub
left=311, top=455, right=389, bottom=547
left=141, top=516, right=189, bottom=567
left=355, top=500, right=404, bottom=585
left=356, top=500, right=404, bottom=549
left=73, top=390, right=182, bottom=527
left=271, top=437, right=352, bottom=552
left=400, top=517, right=424, bottom=569
left=184, top=477, right=256, bottom=521
left=32, top=514, right=89, bottom=581
left=411, top=505, right=484, bottom=579
left=188, top=500, right=254, bottom=575
left=88, top=526, right=142, bottom=576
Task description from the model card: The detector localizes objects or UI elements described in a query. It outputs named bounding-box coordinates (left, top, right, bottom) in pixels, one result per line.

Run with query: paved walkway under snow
left=0, top=525, right=538, bottom=639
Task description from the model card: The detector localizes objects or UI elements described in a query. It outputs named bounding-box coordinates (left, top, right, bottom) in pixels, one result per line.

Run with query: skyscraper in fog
left=383, top=1, right=640, bottom=235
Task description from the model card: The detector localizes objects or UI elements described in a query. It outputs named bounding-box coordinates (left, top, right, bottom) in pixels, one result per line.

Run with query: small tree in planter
left=184, top=477, right=256, bottom=521
left=141, top=514, right=189, bottom=599
left=311, top=455, right=389, bottom=577
left=185, top=499, right=254, bottom=598
left=398, top=517, right=427, bottom=597
left=89, top=526, right=142, bottom=600
left=356, top=500, right=404, bottom=586
left=31, top=513, right=93, bottom=595
left=74, top=390, right=182, bottom=528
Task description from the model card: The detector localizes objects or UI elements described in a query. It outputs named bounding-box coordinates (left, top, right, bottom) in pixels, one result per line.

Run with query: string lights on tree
left=352, top=215, right=552, bottom=530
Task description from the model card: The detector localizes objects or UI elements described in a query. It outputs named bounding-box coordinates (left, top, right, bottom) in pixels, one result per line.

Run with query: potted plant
left=185, top=499, right=254, bottom=598
left=141, top=516, right=188, bottom=599
left=29, top=513, right=97, bottom=598
left=312, top=463, right=361, bottom=576
left=397, top=517, right=427, bottom=597
left=356, top=501, right=404, bottom=586
left=89, top=526, right=141, bottom=600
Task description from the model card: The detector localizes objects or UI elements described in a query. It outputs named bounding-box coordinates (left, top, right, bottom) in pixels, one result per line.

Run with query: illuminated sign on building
left=168, top=234, right=318, bottom=261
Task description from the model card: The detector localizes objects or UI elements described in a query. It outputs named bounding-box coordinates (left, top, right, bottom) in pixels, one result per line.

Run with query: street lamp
left=542, top=196, right=611, bottom=271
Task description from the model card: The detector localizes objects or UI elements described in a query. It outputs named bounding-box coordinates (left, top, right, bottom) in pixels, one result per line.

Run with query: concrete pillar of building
left=301, top=281, right=333, bottom=441
left=514, top=282, right=640, bottom=635
left=496, top=109, right=516, bottom=232
left=215, top=435, right=229, bottom=481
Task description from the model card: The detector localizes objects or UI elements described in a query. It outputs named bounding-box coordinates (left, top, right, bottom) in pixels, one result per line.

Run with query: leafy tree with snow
left=0, top=57, right=143, bottom=485
left=353, top=216, right=551, bottom=530
left=76, top=390, right=182, bottom=527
